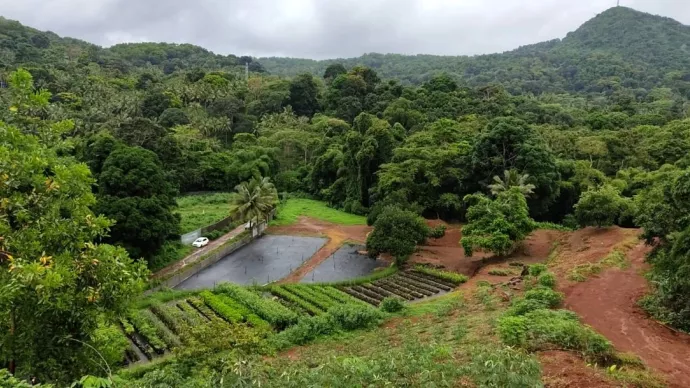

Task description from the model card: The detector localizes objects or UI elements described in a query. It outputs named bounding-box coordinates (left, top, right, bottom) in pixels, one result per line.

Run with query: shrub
left=328, top=304, right=384, bottom=330
left=467, top=346, right=542, bottom=388
left=413, top=265, right=468, bottom=285
left=496, top=316, right=529, bottom=347
left=528, top=264, right=548, bottom=277
left=428, top=224, right=447, bottom=239
left=538, top=272, right=556, bottom=288
left=524, top=286, right=563, bottom=308
left=272, top=304, right=383, bottom=349
left=505, top=298, right=551, bottom=317
left=215, top=283, right=299, bottom=329
left=379, top=297, right=406, bottom=313
left=498, top=308, right=613, bottom=362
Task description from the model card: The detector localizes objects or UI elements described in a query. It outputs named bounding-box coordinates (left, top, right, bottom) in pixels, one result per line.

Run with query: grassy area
left=271, top=198, right=366, bottom=226
left=148, top=241, right=194, bottom=272
left=176, top=192, right=233, bottom=233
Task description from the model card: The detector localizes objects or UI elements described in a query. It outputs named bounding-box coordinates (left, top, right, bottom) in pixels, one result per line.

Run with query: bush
left=524, top=286, right=563, bottom=308
left=505, top=298, right=551, bottom=317
left=538, top=272, right=556, bottom=288
left=528, top=264, right=548, bottom=277
left=496, top=316, right=529, bottom=347
left=272, top=304, right=383, bottom=349
left=428, top=224, right=447, bottom=239
left=328, top=304, right=384, bottom=330
left=379, top=297, right=406, bottom=313
left=499, top=309, right=613, bottom=361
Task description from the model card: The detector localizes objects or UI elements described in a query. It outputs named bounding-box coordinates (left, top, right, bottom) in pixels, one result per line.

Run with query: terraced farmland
left=124, top=266, right=464, bottom=363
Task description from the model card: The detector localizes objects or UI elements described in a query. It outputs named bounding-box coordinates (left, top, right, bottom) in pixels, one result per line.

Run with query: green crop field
left=271, top=199, right=366, bottom=226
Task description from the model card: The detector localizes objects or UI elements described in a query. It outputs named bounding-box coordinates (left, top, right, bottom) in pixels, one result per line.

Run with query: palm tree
left=229, top=177, right=278, bottom=228
left=488, top=169, right=536, bottom=197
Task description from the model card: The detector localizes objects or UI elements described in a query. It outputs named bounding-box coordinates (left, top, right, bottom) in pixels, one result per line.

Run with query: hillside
left=0, top=17, right=263, bottom=75
left=260, top=7, right=690, bottom=95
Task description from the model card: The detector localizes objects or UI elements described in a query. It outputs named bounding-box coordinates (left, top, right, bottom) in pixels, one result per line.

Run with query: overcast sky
left=1, top=0, right=689, bottom=59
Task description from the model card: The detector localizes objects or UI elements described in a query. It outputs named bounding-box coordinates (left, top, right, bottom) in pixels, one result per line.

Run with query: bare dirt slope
left=563, top=237, right=690, bottom=388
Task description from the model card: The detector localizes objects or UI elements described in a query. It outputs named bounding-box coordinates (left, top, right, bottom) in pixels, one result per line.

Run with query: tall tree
left=287, top=73, right=320, bottom=117
left=96, top=146, right=180, bottom=261
left=229, top=177, right=279, bottom=227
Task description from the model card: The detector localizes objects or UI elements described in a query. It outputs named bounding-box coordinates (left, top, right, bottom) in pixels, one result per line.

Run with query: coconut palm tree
left=488, top=169, right=536, bottom=197
left=229, top=176, right=278, bottom=228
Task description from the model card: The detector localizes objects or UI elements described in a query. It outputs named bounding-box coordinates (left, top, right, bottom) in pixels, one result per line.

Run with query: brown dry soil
left=538, top=350, right=617, bottom=388
left=560, top=230, right=690, bottom=388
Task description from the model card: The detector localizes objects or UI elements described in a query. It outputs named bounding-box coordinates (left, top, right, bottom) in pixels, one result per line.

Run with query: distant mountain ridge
left=259, top=7, right=690, bottom=95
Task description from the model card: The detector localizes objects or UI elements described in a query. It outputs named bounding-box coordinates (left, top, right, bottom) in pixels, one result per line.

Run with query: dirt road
left=564, top=242, right=690, bottom=388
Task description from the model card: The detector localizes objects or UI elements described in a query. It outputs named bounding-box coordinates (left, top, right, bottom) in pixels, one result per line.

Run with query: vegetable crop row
left=200, top=291, right=243, bottom=323
left=271, top=286, right=323, bottom=316
left=140, top=309, right=182, bottom=349
left=401, top=272, right=453, bottom=291
left=215, top=283, right=298, bottom=329
left=215, top=293, right=271, bottom=330
left=413, top=266, right=468, bottom=285
left=394, top=275, right=443, bottom=294
left=284, top=285, right=338, bottom=310
left=341, top=287, right=380, bottom=306
left=128, top=311, right=167, bottom=354
left=318, top=286, right=370, bottom=306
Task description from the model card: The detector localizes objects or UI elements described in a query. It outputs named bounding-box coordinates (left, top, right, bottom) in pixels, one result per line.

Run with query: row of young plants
left=339, top=267, right=465, bottom=305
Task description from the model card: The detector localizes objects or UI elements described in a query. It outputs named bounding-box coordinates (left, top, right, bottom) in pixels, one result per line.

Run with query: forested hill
left=0, top=16, right=264, bottom=75
left=260, top=7, right=690, bottom=95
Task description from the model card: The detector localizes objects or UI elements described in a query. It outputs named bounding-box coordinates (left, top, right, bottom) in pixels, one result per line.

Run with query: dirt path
left=564, top=242, right=690, bottom=388
left=270, top=217, right=371, bottom=283
left=152, top=224, right=246, bottom=280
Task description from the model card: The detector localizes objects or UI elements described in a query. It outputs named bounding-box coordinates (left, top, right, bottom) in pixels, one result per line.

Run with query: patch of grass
left=176, top=192, right=233, bottom=233
left=488, top=268, right=513, bottom=276
left=148, top=241, right=195, bottom=272
left=535, top=222, right=574, bottom=231
left=568, top=250, right=628, bottom=282
left=135, top=288, right=201, bottom=310
left=413, top=265, right=469, bottom=285
left=271, top=198, right=366, bottom=226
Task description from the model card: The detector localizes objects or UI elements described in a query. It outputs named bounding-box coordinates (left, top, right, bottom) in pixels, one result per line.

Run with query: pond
left=300, top=244, right=388, bottom=283
left=176, top=235, right=327, bottom=290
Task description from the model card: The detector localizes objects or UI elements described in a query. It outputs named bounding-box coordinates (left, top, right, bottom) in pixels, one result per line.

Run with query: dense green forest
left=2, top=5, right=690, bottom=386
left=261, top=7, right=690, bottom=95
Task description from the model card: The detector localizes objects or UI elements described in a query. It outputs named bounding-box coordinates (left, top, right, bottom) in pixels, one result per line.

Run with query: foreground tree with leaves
left=461, top=188, right=535, bottom=257
left=0, top=122, right=147, bottom=384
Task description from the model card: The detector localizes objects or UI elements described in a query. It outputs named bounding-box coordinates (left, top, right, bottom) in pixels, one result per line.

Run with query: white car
left=192, top=237, right=209, bottom=248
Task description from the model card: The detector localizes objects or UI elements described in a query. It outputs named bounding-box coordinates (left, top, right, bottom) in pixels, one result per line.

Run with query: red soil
left=564, top=240, right=690, bottom=388
left=538, top=350, right=617, bottom=388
